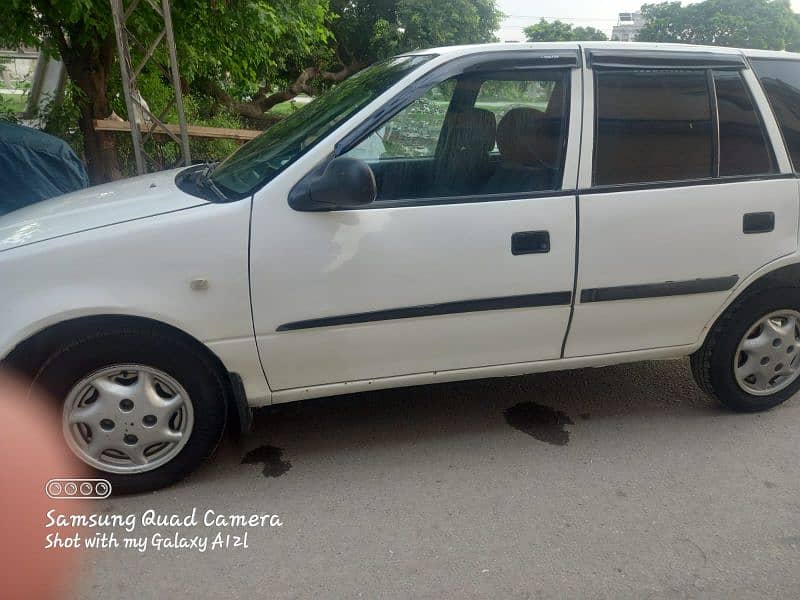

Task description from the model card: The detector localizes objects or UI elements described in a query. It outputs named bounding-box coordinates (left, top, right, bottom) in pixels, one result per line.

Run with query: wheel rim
left=62, top=364, right=194, bottom=474
left=734, top=310, right=800, bottom=396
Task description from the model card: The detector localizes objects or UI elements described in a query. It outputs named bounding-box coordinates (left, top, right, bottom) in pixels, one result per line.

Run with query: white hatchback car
left=4, top=42, right=800, bottom=492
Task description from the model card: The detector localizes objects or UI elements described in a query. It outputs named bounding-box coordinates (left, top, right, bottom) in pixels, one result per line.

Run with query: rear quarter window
left=751, top=58, right=800, bottom=171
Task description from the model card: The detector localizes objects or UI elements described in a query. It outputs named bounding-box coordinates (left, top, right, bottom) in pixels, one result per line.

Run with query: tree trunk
left=200, top=62, right=364, bottom=121
left=63, top=38, right=121, bottom=184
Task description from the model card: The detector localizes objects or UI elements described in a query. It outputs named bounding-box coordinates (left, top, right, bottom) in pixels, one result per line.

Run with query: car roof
left=407, top=41, right=800, bottom=62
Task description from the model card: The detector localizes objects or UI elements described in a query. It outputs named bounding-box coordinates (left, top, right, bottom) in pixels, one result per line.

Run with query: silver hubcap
left=734, top=310, right=800, bottom=396
left=62, top=365, right=194, bottom=474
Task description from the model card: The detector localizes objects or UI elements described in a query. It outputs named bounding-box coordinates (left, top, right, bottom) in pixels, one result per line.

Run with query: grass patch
left=266, top=100, right=304, bottom=118
left=0, top=93, right=27, bottom=113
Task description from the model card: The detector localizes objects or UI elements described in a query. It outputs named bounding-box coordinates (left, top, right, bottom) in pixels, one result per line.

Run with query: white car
left=4, top=42, right=800, bottom=493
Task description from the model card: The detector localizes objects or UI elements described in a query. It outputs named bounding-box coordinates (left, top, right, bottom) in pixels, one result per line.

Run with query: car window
left=209, top=55, right=432, bottom=199
left=714, top=70, right=775, bottom=177
left=475, top=80, right=559, bottom=151
left=593, top=70, right=713, bottom=186
left=344, top=69, right=571, bottom=202
left=751, top=58, right=800, bottom=172
left=346, top=81, right=455, bottom=161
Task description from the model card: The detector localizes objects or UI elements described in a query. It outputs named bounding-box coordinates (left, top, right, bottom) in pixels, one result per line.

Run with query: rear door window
left=593, top=70, right=713, bottom=186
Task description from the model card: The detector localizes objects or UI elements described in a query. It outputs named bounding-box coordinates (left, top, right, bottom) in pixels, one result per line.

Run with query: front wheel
left=34, top=327, right=228, bottom=494
left=691, top=287, right=800, bottom=412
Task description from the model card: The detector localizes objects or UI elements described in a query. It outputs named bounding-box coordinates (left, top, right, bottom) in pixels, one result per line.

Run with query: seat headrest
left=440, top=107, right=496, bottom=156
left=497, top=107, right=561, bottom=167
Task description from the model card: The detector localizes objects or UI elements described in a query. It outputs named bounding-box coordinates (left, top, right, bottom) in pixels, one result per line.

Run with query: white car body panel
left=0, top=168, right=204, bottom=253
left=1, top=42, right=799, bottom=408
left=249, top=68, right=584, bottom=391
left=0, top=191, right=270, bottom=403
left=251, top=196, right=577, bottom=390
left=567, top=179, right=800, bottom=356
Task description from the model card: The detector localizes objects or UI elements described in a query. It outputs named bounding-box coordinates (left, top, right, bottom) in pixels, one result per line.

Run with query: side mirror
left=289, top=157, right=376, bottom=211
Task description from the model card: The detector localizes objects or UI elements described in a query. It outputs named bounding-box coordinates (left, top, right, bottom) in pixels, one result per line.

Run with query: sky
left=496, top=0, right=800, bottom=41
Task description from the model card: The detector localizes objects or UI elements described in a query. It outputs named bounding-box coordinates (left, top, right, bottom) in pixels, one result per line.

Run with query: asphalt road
left=74, top=359, right=800, bottom=599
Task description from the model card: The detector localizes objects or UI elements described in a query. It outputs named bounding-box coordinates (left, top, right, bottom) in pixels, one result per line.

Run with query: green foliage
left=638, top=0, right=800, bottom=51
left=329, top=0, right=502, bottom=66
left=524, top=19, right=608, bottom=42
left=105, top=71, right=245, bottom=175
left=398, top=0, right=502, bottom=50
left=0, top=96, right=20, bottom=122
left=172, top=0, right=333, bottom=93
left=0, top=0, right=115, bottom=59
left=0, top=0, right=502, bottom=179
left=36, top=83, right=85, bottom=156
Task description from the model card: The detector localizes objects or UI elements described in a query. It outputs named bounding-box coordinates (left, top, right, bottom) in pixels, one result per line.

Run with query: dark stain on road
left=241, top=445, right=292, bottom=477
left=503, top=401, right=574, bottom=446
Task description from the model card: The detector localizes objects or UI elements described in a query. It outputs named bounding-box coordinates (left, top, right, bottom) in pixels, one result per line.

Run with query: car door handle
left=512, top=231, right=550, bottom=255
left=743, top=212, right=775, bottom=234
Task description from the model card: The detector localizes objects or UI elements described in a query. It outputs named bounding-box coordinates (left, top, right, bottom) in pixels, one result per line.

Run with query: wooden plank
left=93, top=118, right=261, bottom=141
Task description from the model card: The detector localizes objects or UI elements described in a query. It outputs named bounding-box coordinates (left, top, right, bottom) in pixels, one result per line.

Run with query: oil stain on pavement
left=241, top=445, right=292, bottom=477
left=504, top=401, right=574, bottom=446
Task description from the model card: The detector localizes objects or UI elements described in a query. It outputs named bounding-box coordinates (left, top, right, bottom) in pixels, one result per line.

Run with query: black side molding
left=278, top=291, right=572, bottom=332
left=580, top=276, right=739, bottom=303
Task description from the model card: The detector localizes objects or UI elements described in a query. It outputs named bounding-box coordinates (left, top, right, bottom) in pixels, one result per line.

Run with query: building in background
left=611, top=12, right=645, bottom=42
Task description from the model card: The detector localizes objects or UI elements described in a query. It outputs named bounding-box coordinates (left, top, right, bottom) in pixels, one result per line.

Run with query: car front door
left=564, top=48, right=800, bottom=357
left=249, top=52, right=583, bottom=392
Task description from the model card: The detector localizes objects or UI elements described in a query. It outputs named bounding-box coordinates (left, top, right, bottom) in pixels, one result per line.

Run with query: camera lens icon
left=46, top=481, right=62, bottom=497
left=46, top=478, right=112, bottom=499
left=94, top=481, right=110, bottom=497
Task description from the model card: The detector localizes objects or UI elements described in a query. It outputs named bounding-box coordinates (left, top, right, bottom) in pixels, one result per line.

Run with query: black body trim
left=708, top=69, right=721, bottom=178
left=743, top=211, right=775, bottom=234
left=583, top=172, right=795, bottom=195
left=277, top=291, right=573, bottom=332
left=580, top=276, right=739, bottom=304
left=587, top=49, right=748, bottom=70
left=511, top=231, right=551, bottom=255
left=227, top=373, right=253, bottom=435
left=560, top=195, right=581, bottom=358
left=290, top=173, right=795, bottom=213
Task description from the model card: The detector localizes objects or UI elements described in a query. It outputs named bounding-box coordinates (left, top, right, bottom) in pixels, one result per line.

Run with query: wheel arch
left=2, top=314, right=250, bottom=433
left=697, top=259, right=800, bottom=349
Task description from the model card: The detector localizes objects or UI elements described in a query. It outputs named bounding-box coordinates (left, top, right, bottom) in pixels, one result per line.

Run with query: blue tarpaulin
left=0, top=121, right=89, bottom=215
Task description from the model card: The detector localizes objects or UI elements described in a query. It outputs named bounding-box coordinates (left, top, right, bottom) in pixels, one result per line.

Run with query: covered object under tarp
left=0, top=121, right=88, bottom=215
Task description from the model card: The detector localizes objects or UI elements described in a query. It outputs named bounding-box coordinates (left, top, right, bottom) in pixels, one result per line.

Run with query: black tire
left=691, top=286, right=800, bottom=412
left=34, top=326, right=228, bottom=494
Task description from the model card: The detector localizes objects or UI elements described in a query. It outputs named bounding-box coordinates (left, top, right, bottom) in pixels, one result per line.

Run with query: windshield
left=210, top=55, right=433, bottom=199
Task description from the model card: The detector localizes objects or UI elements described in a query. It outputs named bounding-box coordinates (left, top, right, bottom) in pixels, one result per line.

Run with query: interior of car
left=349, top=70, right=570, bottom=202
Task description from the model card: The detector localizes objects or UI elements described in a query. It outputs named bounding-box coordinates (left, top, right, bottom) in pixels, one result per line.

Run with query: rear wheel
left=691, top=287, right=800, bottom=412
left=34, top=327, right=227, bottom=494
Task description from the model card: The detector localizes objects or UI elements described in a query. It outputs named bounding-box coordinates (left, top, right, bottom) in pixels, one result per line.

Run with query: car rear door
left=249, top=50, right=583, bottom=392
left=564, top=47, right=800, bottom=358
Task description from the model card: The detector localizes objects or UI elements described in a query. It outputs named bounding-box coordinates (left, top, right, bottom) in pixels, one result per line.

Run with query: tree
left=222, top=0, right=503, bottom=117
left=0, top=0, right=501, bottom=181
left=524, top=19, right=608, bottom=42
left=637, top=0, right=800, bottom=51
left=0, top=0, right=331, bottom=183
